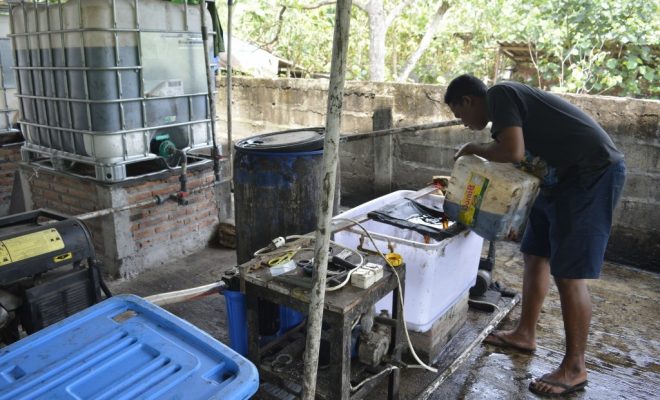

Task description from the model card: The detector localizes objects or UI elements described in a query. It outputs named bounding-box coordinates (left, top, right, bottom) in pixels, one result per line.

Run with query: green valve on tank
left=152, top=133, right=177, bottom=157
left=158, top=140, right=177, bottom=158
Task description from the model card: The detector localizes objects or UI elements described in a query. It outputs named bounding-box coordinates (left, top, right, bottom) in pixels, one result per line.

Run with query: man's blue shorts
left=520, top=160, right=626, bottom=279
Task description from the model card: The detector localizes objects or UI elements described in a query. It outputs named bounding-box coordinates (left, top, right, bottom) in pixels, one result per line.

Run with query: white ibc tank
left=9, top=0, right=215, bottom=181
left=444, top=155, right=541, bottom=241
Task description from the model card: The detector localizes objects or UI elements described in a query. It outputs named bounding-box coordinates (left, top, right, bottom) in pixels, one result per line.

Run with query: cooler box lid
left=0, top=294, right=258, bottom=400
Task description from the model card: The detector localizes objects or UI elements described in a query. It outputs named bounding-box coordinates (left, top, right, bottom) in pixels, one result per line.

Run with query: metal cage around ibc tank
left=8, top=0, right=217, bottom=182
left=0, top=10, right=21, bottom=139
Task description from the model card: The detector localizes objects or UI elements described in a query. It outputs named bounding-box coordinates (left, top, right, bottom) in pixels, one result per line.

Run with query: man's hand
left=454, top=142, right=476, bottom=160
left=454, top=127, right=525, bottom=163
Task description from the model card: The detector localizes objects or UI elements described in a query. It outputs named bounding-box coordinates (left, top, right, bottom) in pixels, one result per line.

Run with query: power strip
left=351, top=263, right=384, bottom=289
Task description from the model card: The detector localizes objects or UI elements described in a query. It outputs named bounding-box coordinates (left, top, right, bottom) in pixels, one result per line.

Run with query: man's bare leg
left=530, top=278, right=590, bottom=394
left=485, top=254, right=550, bottom=350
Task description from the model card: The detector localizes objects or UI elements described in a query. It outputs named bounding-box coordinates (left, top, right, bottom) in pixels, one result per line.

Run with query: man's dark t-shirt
left=486, top=81, right=623, bottom=187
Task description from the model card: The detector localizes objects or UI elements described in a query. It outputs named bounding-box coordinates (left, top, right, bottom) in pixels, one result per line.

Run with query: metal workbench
left=240, top=237, right=406, bottom=400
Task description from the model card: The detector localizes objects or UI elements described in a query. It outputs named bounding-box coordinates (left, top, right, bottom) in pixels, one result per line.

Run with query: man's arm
left=454, top=126, right=525, bottom=163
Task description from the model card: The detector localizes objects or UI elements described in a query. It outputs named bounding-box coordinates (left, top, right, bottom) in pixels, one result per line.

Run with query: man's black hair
left=444, top=74, right=488, bottom=105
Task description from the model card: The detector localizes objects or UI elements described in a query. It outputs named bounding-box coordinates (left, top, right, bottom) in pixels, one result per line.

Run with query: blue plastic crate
left=0, top=294, right=258, bottom=400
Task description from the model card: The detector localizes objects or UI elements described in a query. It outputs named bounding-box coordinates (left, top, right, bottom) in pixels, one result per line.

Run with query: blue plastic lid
left=0, top=294, right=259, bottom=400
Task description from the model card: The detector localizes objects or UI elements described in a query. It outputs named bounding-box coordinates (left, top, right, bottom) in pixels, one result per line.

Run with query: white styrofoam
left=332, top=190, right=483, bottom=332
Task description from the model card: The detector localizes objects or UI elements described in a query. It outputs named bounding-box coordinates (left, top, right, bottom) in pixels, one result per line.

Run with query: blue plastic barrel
left=278, top=305, right=305, bottom=335
left=225, top=288, right=305, bottom=356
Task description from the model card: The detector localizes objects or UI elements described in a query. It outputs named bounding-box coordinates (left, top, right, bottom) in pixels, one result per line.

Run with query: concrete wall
left=563, top=94, right=660, bottom=269
left=216, top=77, right=660, bottom=270
left=217, top=78, right=452, bottom=202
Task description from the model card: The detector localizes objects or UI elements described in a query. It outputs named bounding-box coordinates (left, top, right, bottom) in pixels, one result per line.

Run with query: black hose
left=91, top=260, right=113, bottom=298
left=99, top=274, right=113, bottom=299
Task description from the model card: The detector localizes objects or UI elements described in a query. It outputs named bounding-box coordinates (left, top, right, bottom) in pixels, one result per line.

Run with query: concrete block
left=408, top=292, right=469, bottom=364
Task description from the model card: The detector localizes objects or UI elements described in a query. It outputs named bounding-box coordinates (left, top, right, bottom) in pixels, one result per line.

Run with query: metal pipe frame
left=0, top=34, right=20, bottom=134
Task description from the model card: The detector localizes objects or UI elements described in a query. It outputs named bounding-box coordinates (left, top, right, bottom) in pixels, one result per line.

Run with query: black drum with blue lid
left=233, top=127, right=338, bottom=336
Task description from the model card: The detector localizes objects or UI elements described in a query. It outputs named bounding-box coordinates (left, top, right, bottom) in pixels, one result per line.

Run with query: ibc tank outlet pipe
left=170, top=149, right=189, bottom=206
left=145, top=281, right=227, bottom=307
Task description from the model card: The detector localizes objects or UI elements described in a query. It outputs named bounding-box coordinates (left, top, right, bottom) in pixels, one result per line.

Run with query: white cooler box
left=333, top=190, right=483, bottom=332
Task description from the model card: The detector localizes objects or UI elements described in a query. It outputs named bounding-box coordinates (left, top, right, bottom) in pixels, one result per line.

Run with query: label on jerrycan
left=458, top=172, right=489, bottom=226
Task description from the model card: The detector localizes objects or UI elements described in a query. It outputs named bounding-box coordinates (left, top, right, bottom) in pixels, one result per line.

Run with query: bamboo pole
left=302, top=0, right=352, bottom=398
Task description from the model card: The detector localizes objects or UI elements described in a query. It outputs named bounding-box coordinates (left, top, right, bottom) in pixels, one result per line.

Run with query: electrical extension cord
left=467, top=298, right=501, bottom=313
left=332, top=217, right=439, bottom=374
left=251, top=224, right=439, bottom=375
left=252, top=234, right=365, bottom=292
left=350, top=364, right=398, bottom=392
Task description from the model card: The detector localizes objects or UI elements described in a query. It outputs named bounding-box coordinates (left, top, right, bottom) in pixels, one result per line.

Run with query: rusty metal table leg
left=389, top=273, right=404, bottom=400
left=246, top=292, right=261, bottom=365
left=325, top=310, right=352, bottom=400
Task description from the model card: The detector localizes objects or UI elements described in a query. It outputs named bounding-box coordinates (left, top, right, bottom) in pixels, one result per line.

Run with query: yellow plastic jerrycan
left=443, top=155, right=541, bottom=241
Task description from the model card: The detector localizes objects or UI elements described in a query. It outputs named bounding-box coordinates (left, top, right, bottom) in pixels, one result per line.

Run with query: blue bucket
left=224, top=291, right=306, bottom=356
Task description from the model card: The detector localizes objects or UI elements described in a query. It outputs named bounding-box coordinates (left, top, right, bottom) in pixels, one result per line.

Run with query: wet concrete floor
left=107, top=240, right=659, bottom=399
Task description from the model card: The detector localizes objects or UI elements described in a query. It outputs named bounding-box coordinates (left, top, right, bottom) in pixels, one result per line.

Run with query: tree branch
left=352, top=0, right=367, bottom=12
left=528, top=41, right=542, bottom=88
left=385, top=0, right=415, bottom=27
left=282, top=1, right=367, bottom=13
left=289, top=1, right=339, bottom=10
left=396, top=1, right=450, bottom=82
left=264, top=6, right=287, bottom=50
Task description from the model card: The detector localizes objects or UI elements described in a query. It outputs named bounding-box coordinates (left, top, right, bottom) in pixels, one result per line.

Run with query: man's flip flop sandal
left=529, top=377, right=588, bottom=397
left=482, top=331, right=536, bottom=353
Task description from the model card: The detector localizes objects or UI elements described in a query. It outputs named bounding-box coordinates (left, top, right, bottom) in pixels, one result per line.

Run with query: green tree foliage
left=505, top=0, right=658, bottom=97
left=218, top=0, right=658, bottom=98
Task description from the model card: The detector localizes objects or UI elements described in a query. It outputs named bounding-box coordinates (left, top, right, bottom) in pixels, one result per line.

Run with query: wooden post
left=373, top=96, right=394, bottom=196
left=302, top=0, right=352, bottom=399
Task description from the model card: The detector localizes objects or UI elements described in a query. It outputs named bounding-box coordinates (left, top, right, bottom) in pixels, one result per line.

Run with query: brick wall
left=0, top=143, right=22, bottom=216
left=126, top=171, right=218, bottom=260
left=21, top=163, right=220, bottom=278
